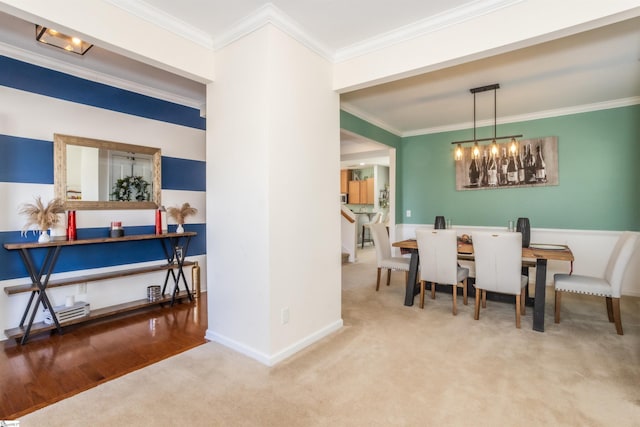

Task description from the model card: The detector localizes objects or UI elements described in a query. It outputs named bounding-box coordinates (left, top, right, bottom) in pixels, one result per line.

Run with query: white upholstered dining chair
left=472, top=231, right=528, bottom=328
left=553, top=231, right=639, bottom=335
left=416, top=229, right=469, bottom=315
left=369, top=222, right=410, bottom=291
left=361, top=212, right=382, bottom=248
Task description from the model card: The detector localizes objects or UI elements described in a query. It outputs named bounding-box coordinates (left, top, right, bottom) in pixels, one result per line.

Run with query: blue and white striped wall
left=0, top=55, right=206, bottom=334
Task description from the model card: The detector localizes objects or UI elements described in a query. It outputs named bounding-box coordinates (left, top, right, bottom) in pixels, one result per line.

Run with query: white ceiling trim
left=340, top=102, right=402, bottom=137
left=403, top=96, right=640, bottom=137
left=101, top=1, right=527, bottom=65
left=211, top=3, right=333, bottom=60
left=104, top=0, right=214, bottom=49
left=334, top=0, right=524, bottom=62
left=0, top=41, right=204, bottom=109
left=343, top=95, right=640, bottom=139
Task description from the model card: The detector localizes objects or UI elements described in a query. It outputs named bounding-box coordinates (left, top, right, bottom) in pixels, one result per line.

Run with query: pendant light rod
left=450, top=134, right=523, bottom=145
left=470, top=83, right=500, bottom=94
left=451, top=83, right=523, bottom=146
left=494, top=87, right=497, bottom=139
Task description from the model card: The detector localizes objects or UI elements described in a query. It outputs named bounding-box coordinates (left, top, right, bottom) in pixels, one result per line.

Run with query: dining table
left=392, top=237, right=574, bottom=332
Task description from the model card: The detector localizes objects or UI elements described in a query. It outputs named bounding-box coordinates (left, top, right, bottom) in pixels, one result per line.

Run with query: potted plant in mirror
left=111, top=175, right=151, bottom=202
left=19, top=196, right=66, bottom=243
left=167, top=203, right=198, bottom=233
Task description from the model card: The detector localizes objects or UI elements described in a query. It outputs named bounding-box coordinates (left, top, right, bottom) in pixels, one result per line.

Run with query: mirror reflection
left=54, top=134, right=161, bottom=210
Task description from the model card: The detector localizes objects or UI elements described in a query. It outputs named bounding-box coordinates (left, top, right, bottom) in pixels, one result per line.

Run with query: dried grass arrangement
left=167, top=203, right=198, bottom=225
left=19, top=196, right=65, bottom=237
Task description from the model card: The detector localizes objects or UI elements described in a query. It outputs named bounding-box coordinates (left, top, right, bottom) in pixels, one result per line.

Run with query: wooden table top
left=4, top=232, right=197, bottom=250
left=392, top=238, right=574, bottom=262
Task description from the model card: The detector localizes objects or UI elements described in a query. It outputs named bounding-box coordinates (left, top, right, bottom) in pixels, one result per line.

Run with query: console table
left=3, top=232, right=196, bottom=344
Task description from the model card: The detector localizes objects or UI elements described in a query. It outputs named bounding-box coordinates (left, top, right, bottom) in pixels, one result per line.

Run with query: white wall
left=206, top=25, right=342, bottom=365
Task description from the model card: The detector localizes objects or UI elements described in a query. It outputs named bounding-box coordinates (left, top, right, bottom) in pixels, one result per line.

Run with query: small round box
left=110, top=228, right=124, bottom=238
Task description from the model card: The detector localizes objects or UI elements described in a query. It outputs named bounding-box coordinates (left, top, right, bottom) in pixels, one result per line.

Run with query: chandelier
left=452, top=83, right=522, bottom=161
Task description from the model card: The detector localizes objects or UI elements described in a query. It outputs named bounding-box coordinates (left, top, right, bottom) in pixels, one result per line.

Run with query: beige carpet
left=20, top=247, right=640, bottom=426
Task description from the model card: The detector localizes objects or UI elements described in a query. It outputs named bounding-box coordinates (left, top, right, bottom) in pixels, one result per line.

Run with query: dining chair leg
left=452, top=284, right=457, bottom=315
left=462, top=278, right=468, bottom=305
left=431, top=282, right=436, bottom=299
left=520, top=290, right=526, bottom=315
left=606, top=297, right=614, bottom=322
left=554, top=291, right=561, bottom=323
left=386, top=269, right=391, bottom=286
left=515, top=295, right=521, bottom=329
left=482, top=290, right=487, bottom=308
left=376, top=268, right=382, bottom=291
left=611, top=297, right=623, bottom=335
left=405, top=271, right=409, bottom=286
left=474, top=288, right=481, bottom=320
left=419, top=281, right=425, bottom=309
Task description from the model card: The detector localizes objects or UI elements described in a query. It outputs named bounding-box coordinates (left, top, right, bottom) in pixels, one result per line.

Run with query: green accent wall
left=397, top=105, right=640, bottom=231
left=340, top=110, right=401, bottom=148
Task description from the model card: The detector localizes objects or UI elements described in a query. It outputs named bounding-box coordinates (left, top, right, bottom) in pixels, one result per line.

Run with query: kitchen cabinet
left=340, top=169, right=351, bottom=193
left=348, top=180, right=361, bottom=204
left=348, top=178, right=374, bottom=204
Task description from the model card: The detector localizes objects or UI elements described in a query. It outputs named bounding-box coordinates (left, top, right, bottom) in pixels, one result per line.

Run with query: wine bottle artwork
left=507, top=151, right=518, bottom=185
left=468, top=157, right=479, bottom=187
left=517, top=147, right=525, bottom=184
left=499, top=147, right=509, bottom=186
left=455, top=136, right=558, bottom=191
left=480, top=149, right=488, bottom=187
left=535, top=145, right=547, bottom=182
left=524, top=144, right=536, bottom=183
left=487, top=152, right=498, bottom=186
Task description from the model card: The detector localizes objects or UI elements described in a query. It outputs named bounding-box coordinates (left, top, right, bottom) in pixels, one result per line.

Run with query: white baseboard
left=205, top=318, right=344, bottom=367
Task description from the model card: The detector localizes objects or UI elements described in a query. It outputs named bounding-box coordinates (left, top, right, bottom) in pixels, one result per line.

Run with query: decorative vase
left=176, top=224, right=184, bottom=233
left=434, top=216, right=446, bottom=230
left=516, top=217, right=530, bottom=248
left=38, top=230, right=50, bottom=243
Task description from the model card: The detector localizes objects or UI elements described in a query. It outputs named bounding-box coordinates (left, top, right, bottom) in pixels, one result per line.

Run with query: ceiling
left=1, top=1, right=639, bottom=168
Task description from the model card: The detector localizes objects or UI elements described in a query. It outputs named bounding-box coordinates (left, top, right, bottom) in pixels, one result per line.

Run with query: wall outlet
left=406, top=210, right=412, bottom=218
left=281, top=307, right=290, bottom=325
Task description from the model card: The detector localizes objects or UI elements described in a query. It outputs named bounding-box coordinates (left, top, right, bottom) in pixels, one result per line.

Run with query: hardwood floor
left=0, top=296, right=207, bottom=420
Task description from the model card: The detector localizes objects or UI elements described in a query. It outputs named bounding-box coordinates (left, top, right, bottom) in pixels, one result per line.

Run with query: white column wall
left=265, top=26, right=341, bottom=358
left=205, top=25, right=342, bottom=365
left=206, top=28, right=272, bottom=356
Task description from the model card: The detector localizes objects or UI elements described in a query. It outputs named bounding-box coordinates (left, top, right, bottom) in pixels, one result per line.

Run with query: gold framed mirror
left=54, top=134, right=161, bottom=210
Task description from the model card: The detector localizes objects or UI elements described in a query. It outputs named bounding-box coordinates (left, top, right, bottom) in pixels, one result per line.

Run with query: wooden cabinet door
left=359, top=181, right=367, bottom=204
left=340, top=170, right=351, bottom=193
left=366, top=178, right=374, bottom=204
left=348, top=181, right=360, bottom=204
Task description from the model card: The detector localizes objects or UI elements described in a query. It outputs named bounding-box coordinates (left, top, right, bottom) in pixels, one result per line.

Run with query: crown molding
left=402, top=97, right=640, bottom=137
left=334, top=0, right=523, bottom=62
left=85, top=1, right=526, bottom=65
left=340, top=102, right=402, bottom=137
left=104, top=0, right=214, bottom=49
left=212, top=3, right=333, bottom=60
left=0, top=41, right=204, bottom=109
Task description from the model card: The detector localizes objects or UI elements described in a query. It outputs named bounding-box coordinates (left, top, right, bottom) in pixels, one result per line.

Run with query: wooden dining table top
left=392, top=238, right=574, bottom=262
